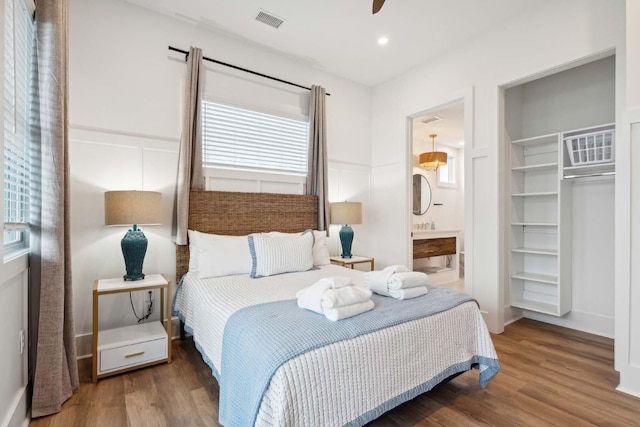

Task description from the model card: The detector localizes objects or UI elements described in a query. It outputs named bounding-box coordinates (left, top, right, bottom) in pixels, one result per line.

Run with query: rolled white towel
left=364, top=270, right=394, bottom=296
left=324, top=300, right=375, bottom=321
left=326, top=276, right=353, bottom=289
left=321, top=285, right=372, bottom=309
left=296, top=280, right=332, bottom=314
left=387, top=272, right=428, bottom=290
left=383, top=265, right=409, bottom=274
left=388, top=286, right=428, bottom=300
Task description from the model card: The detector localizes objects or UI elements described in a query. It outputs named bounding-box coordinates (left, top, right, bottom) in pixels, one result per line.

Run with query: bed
left=173, top=190, right=500, bottom=426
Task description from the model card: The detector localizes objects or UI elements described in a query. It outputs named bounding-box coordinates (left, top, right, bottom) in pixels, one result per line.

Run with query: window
left=4, top=0, right=34, bottom=248
left=437, top=155, right=457, bottom=188
left=201, top=100, right=309, bottom=176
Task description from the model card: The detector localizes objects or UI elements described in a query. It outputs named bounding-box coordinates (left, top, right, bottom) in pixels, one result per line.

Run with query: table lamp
left=104, top=190, right=162, bottom=280
left=330, top=201, right=362, bottom=259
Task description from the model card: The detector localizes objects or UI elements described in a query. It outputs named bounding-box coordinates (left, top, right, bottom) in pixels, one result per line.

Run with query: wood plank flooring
left=30, top=319, right=640, bottom=427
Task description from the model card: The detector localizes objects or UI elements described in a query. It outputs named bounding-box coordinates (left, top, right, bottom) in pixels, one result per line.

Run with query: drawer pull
left=125, top=351, right=145, bottom=358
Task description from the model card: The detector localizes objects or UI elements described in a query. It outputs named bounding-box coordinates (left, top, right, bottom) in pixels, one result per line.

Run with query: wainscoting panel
left=470, top=152, right=501, bottom=332
left=328, top=161, right=372, bottom=258
left=69, top=126, right=179, bottom=358
left=0, top=258, right=28, bottom=427
left=370, top=163, right=407, bottom=268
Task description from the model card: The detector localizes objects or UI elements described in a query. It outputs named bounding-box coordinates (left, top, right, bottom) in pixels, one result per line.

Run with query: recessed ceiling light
left=378, top=36, right=389, bottom=46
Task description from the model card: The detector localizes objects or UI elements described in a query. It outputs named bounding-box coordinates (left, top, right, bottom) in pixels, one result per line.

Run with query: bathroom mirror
left=412, top=173, right=432, bottom=215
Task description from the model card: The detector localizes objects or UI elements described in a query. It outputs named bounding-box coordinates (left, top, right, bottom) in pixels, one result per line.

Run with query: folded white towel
left=383, top=265, right=409, bottom=274
left=388, top=286, right=428, bottom=300
left=326, top=276, right=353, bottom=289
left=364, top=270, right=394, bottom=296
left=364, top=267, right=429, bottom=300
left=296, top=280, right=333, bottom=314
left=321, top=285, right=372, bottom=309
left=387, top=272, right=428, bottom=290
left=324, top=300, right=375, bottom=321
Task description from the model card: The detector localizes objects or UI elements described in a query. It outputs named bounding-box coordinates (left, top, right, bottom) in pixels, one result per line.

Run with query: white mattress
left=174, top=265, right=498, bottom=426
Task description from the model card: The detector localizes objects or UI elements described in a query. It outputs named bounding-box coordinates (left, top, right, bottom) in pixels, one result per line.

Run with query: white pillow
left=187, top=229, right=200, bottom=274
left=312, top=230, right=330, bottom=266
left=189, top=230, right=252, bottom=279
left=249, top=230, right=314, bottom=278
left=267, top=230, right=330, bottom=266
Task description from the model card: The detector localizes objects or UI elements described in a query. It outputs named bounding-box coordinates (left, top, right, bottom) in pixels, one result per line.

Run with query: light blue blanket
left=218, top=286, right=500, bottom=427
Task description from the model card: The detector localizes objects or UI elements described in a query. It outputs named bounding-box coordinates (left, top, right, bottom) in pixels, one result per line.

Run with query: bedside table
left=92, top=274, right=172, bottom=382
left=330, top=255, right=375, bottom=271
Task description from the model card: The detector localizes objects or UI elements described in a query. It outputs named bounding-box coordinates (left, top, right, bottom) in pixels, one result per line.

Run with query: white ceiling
left=413, top=101, right=465, bottom=153
left=125, top=0, right=547, bottom=86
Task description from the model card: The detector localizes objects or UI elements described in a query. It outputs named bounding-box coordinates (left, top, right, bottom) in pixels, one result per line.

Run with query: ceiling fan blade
left=373, top=0, right=385, bottom=14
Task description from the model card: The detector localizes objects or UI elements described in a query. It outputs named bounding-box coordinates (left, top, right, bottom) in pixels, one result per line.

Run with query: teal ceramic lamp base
left=121, top=224, right=147, bottom=281
left=339, top=224, right=354, bottom=258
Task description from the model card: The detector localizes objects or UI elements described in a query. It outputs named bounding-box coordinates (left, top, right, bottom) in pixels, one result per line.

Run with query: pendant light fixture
left=419, top=133, right=448, bottom=171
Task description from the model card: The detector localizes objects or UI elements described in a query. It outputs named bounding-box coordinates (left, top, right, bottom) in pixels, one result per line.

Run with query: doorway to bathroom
left=408, top=98, right=467, bottom=291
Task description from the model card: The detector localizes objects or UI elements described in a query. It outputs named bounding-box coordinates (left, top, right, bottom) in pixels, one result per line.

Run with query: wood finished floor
left=30, top=319, right=640, bottom=427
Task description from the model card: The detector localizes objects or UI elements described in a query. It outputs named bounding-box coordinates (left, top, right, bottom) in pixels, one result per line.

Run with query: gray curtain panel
left=176, top=46, right=205, bottom=246
left=306, top=85, right=329, bottom=232
left=30, top=0, right=79, bottom=417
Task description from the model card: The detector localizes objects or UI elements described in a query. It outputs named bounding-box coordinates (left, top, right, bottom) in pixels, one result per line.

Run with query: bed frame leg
left=180, top=319, right=186, bottom=340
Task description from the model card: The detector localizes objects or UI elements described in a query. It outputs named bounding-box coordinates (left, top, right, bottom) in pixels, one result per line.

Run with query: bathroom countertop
left=412, top=229, right=461, bottom=239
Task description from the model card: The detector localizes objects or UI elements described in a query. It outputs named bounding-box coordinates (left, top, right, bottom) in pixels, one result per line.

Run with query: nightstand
left=330, top=255, right=375, bottom=271
left=92, top=274, right=171, bottom=382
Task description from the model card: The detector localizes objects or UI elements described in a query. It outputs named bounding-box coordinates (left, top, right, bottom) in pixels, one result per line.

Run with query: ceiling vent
left=255, top=10, right=285, bottom=29
left=421, top=116, right=442, bottom=125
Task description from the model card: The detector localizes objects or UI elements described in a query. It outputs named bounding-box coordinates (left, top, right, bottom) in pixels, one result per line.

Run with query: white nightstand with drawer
left=92, top=274, right=172, bottom=382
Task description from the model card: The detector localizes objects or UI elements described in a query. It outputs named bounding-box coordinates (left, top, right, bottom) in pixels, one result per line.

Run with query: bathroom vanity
left=412, top=229, right=461, bottom=285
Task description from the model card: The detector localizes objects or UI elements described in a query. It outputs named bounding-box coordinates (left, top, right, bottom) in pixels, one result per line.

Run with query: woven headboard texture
left=176, top=190, right=318, bottom=281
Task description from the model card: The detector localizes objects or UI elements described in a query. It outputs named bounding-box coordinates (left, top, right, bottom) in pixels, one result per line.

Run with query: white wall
left=370, top=0, right=625, bottom=333
left=68, top=0, right=372, bottom=355
left=615, top=0, right=640, bottom=399
left=1, top=1, right=29, bottom=425
left=0, top=257, right=28, bottom=427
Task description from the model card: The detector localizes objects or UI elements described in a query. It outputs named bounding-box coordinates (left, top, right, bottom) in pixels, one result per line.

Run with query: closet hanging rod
left=168, top=46, right=330, bottom=96
left=564, top=171, right=615, bottom=179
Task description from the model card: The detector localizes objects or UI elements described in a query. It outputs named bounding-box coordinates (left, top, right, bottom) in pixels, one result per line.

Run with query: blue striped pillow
left=248, top=230, right=314, bottom=278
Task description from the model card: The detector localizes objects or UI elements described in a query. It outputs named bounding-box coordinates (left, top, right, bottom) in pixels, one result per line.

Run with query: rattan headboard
left=176, top=190, right=318, bottom=281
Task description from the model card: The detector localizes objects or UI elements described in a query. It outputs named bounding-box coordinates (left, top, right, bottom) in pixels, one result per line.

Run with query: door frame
left=405, top=87, right=474, bottom=295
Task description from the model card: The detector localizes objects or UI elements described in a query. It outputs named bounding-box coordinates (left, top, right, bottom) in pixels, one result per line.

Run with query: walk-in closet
left=504, top=54, right=616, bottom=336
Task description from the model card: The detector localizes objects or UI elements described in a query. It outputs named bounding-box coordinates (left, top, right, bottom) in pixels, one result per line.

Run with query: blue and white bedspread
left=219, top=288, right=500, bottom=427
left=173, top=265, right=500, bottom=427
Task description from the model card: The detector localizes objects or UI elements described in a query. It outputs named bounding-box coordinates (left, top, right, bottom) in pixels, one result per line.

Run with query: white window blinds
left=4, top=0, right=34, bottom=245
left=202, top=101, right=309, bottom=176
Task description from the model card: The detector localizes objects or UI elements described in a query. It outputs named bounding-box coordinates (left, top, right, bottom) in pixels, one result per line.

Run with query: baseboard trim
left=616, top=385, right=640, bottom=399
left=2, top=385, right=28, bottom=427
left=503, top=304, right=523, bottom=328
left=523, top=309, right=614, bottom=338
left=75, top=316, right=182, bottom=359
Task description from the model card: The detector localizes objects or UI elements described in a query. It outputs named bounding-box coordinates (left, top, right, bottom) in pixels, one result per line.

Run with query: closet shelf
left=511, top=272, right=558, bottom=285
left=511, top=247, right=557, bottom=256
left=510, top=298, right=559, bottom=316
left=512, top=163, right=558, bottom=172
left=511, top=222, right=558, bottom=227
left=511, top=133, right=559, bottom=147
left=511, top=192, right=558, bottom=197
left=563, top=162, right=615, bottom=177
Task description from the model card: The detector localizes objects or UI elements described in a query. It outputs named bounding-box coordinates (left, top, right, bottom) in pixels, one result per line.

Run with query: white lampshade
left=104, top=191, right=162, bottom=226
left=330, top=202, right=362, bottom=225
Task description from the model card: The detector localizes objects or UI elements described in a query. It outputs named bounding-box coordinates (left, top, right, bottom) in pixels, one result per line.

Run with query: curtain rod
left=168, top=46, right=331, bottom=96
